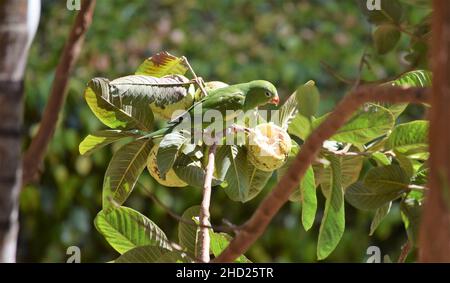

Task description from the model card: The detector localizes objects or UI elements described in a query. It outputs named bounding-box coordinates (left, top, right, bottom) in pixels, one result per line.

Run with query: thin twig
left=397, top=240, right=412, bottom=263
left=351, top=49, right=368, bottom=91
left=327, top=150, right=372, bottom=157
left=182, top=56, right=208, bottom=99
left=321, top=59, right=418, bottom=87
left=22, top=0, right=96, bottom=185
left=198, top=143, right=217, bottom=263
left=397, top=24, right=424, bottom=42
left=137, top=181, right=238, bottom=233
left=320, top=61, right=354, bottom=85
left=408, top=184, right=428, bottom=191
left=214, top=85, right=429, bottom=262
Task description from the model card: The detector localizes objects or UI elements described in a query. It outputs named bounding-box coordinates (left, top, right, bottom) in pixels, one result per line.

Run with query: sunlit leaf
left=371, top=152, right=391, bottom=166
left=85, top=78, right=148, bottom=130
left=79, top=130, right=134, bottom=155
left=103, top=140, right=152, bottom=209
left=209, top=232, right=251, bottom=263
left=94, top=206, right=169, bottom=254
left=412, top=163, right=428, bottom=185
left=135, top=51, right=188, bottom=77
left=277, top=89, right=298, bottom=129
left=392, top=70, right=432, bottom=88
left=386, top=120, right=428, bottom=155
left=288, top=114, right=312, bottom=140
left=115, top=245, right=169, bottom=263
left=313, top=104, right=394, bottom=146
left=383, top=70, right=432, bottom=118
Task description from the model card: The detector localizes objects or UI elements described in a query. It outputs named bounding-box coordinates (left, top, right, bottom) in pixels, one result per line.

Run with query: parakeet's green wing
left=169, top=89, right=245, bottom=124
left=197, top=91, right=245, bottom=116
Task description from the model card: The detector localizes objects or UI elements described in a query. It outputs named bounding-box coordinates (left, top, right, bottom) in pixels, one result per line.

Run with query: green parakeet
left=145, top=80, right=279, bottom=139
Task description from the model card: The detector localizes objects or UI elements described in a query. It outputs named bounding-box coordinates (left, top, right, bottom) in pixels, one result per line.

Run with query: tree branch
left=214, top=85, right=429, bottom=262
left=418, top=0, right=450, bottom=262
left=22, top=0, right=96, bottom=185
left=397, top=240, right=412, bottom=263
left=199, top=143, right=217, bottom=262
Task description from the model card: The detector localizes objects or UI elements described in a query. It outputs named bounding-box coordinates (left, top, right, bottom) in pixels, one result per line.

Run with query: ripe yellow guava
left=247, top=123, right=292, bottom=172
left=147, top=144, right=188, bottom=188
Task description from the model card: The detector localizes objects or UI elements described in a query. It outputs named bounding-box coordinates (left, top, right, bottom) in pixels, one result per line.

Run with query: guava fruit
left=247, top=123, right=292, bottom=172
left=147, top=144, right=188, bottom=188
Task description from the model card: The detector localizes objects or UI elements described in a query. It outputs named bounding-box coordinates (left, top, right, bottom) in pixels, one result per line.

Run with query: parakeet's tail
left=139, top=113, right=188, bottom=141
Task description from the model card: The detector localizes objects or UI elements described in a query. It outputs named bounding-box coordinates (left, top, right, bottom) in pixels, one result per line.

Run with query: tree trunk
left=419, top=0, right=450, bottom=262
left=0, top=0, right=40, bottom=262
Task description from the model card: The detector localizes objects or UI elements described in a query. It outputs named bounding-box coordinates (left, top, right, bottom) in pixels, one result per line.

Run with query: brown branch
left=397, top=240, right=412, bottom=263
left=418, top=0, right=450, bottom=262
left=198, top=143, right=217, bottom=263
left=22, top=0, right=96, bottom=185
left=320, top=61, right=354, bottom=85
left=214, top=85, right=429, bottom=262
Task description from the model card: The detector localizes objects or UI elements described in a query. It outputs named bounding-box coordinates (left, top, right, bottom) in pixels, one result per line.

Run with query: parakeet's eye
left=265, top=91, right=271, bottom=97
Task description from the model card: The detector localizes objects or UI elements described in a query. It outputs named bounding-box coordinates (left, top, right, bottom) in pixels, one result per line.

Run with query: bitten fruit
left=247, top=123, right=292, bottom=172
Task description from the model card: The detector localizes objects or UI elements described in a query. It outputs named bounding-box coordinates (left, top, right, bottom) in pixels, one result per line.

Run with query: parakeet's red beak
left=269, top=96, right=280, bottom=105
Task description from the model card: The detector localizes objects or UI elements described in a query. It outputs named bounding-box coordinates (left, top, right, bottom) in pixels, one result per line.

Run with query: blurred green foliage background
left=19, top=0, right=428, bottom=262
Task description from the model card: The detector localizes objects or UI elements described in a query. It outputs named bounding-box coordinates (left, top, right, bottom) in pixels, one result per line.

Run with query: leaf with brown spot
left=135, top=51, right=188, bottom=77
